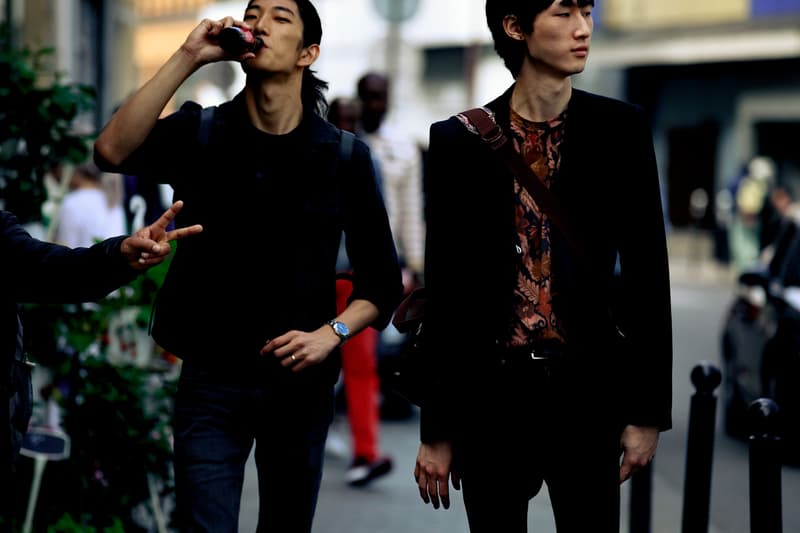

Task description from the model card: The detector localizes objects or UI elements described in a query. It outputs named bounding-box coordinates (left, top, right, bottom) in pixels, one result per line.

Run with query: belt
left=497, top=343, right=566, bottom=367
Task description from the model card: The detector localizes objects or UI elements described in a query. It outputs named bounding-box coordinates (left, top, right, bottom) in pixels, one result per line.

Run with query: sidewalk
left=667, top=229, right=737, bottom=288
left=239, top=413, right=724, bottom=533
left=236, top=227, right=731, bottom=533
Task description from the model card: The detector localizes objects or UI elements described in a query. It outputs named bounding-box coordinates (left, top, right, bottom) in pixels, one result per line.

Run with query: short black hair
left=485, top=0, right=594, bottom=78
left=356, top=72, right=388, bottom=100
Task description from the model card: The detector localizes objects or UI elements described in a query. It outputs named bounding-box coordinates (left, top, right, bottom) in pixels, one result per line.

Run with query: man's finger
left=440, top=478, right=450, bottom=509
left=165, top=224, right=203, bottom=242
left=429, top=479, right=441, bottom=509
left=417, top=475, right=429, bottom=504
left=152, top=200, right=184, bottom=231
left=619, top=463, right=633, bottom=483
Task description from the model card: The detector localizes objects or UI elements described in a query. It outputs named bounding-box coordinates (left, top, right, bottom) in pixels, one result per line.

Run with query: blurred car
left=721, top=214, right=800, bottom=464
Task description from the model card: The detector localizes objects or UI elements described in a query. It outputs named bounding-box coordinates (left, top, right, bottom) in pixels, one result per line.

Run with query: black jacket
left=1, top=210, right=138, bottom=465
left=99, top=92, right=404, bottom=384
left=420, top=86, right=673, bottom=442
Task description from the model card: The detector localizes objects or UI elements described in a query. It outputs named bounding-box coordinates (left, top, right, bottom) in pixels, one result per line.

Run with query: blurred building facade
left=3, top=0, right=800, bottom=231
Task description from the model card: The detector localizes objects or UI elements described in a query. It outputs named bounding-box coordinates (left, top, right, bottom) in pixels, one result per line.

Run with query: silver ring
left=290, top=354, right=297, bottom=362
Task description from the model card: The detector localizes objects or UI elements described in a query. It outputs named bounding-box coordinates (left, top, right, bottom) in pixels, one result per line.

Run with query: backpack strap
left=456, top=106, right=585, bottom=259
left=339, top=129, right=355, bottom=168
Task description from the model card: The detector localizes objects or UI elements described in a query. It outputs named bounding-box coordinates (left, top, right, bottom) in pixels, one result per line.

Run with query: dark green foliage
left=15, top=261, right=177, bottom=531
left=0, top=22, right=96, bottom=223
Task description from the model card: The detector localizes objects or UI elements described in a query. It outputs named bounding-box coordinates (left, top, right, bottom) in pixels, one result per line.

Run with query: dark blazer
left=420, top=85, right=672, bottom=442
left=1, top=211, right=138, bottom=465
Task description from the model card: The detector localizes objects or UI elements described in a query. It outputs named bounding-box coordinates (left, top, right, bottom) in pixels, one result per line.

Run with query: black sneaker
left=346, top=455, right=393, bottom=487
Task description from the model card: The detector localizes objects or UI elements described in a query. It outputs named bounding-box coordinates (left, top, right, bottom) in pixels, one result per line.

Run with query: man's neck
left=244, top=76, right=304, bottom=135
left=510, top=69, right=573, bottom=122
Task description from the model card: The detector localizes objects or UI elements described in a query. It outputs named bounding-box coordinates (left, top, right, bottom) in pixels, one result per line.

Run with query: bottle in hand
left=218, top=26, right=259, bottom=55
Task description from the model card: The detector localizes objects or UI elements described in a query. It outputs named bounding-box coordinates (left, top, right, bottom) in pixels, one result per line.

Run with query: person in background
left=122, top=172, right=172, bottom=231
left=413, top=1, right=672, bottom=531
left=0, top=200, right=202, bottom=523
left=356, top=72, right=425, bottom=285
left=729, top=155, right=776, bottom=272
left=356, top=71, right=426, bottom=420
left=54, top=161, right=127, bottom=248
left=93, top=1, right=403, bottom=531
left=327, top=97, right=394, bottom=486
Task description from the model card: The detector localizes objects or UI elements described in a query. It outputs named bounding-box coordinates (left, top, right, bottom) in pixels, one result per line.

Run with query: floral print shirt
left=504, top=107, right=568, bottom=347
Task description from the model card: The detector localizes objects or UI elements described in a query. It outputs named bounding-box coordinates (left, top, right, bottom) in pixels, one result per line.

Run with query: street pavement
left=238, top=230, right=733, bottom=533
left=239, top=409, right=721, bottom=533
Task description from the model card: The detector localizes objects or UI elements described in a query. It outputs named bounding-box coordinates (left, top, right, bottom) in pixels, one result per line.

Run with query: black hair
left=293, top=0, right=329, bottom=116
left=485, top=0, right=594, bottom=78
left=356, top=72, right=388, bottom=99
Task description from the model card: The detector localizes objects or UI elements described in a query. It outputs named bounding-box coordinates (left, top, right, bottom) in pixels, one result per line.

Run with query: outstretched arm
left=94, top=16, right=254, bottom=167
left=120, top=200, right=202, bottom=270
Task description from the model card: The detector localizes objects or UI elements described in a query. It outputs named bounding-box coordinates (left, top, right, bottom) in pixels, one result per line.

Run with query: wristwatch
left=326, top=320, right=351, bottom=346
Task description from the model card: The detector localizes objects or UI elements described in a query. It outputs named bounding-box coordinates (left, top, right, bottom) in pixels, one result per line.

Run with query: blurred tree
left=0, top=22, right=96, bottom=224
left=0, top=21, right=178, bottom=533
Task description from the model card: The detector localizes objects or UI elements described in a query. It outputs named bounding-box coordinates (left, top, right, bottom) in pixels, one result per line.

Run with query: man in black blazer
left=413, top=1, right=673, bottom=531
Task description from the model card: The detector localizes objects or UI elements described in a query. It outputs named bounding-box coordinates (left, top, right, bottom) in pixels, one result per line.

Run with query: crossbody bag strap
left=457, top=107, right=584, bottom=258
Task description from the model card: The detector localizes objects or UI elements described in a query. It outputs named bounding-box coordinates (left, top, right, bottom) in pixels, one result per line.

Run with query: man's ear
left=502, top=15, right=526, bottom=41
left=297, top=43, right=320, bottom=67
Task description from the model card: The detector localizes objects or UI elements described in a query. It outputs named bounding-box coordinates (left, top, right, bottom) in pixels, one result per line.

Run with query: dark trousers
left=173, top=363, right=334, bottom=533
left=458, top=355, right=622, bottom=533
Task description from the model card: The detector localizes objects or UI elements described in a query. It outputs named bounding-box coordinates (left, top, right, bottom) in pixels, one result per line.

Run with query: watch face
left=333, top=322, right=350, bottom=337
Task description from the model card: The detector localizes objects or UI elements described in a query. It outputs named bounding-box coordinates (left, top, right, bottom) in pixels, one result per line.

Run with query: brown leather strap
left=458, top=107, right=584, bottom=258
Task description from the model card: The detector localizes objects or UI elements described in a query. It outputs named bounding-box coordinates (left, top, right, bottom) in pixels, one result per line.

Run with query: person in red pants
left=335, top=273, right=393, bottom=486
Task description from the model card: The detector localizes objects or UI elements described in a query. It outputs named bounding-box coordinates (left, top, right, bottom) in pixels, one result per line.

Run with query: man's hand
left=415, top=441, right=459, bottom=510
left=120, top=200, right=203, bottom=270
left=619, top=425, right=659, bottom=483
left=182, top=17, right=257, bottom=66
left=260, top=325, right=339, bottom=373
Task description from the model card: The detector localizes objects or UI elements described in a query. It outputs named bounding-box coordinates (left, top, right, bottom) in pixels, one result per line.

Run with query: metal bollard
left=748, top=398, right=782, bottom=533
left=629, top=460, right=653, bottom=533
left=681, top=361, right=721, bottom=533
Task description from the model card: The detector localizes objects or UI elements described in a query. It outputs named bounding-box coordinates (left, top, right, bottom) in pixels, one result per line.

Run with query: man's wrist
left=326, top=320, right=351, bottom=346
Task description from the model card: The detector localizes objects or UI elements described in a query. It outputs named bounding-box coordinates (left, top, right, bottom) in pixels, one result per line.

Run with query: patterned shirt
left=504, top=107, right=568, bottom=347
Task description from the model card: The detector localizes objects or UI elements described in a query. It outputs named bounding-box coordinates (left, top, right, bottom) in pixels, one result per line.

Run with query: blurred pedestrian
left=93, top=1, right=403, bottom=532
left=356, top=72, right=426, bottom=419
left=413, top=1, right=673, bottom=531
left=0, top=200, right=202, bottom=524
left=53, top=160, right=127, bottom=248
left=122, top=172, right=172, bottom=231
left=356, top=72, right=425, bottom=282
left=328, top=97, right=394, bottom=486
left=729, top=155, right=775, bottom=272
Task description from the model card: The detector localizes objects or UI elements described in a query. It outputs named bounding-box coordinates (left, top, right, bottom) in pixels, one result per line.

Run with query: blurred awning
left=592, top=25, right=800, bottom=67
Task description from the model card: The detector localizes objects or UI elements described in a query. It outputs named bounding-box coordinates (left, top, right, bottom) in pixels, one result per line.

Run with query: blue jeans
left=173, top=363, right=334, bottom=533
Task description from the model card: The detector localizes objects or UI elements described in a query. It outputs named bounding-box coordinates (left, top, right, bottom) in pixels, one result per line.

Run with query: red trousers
left=335, top=277, right=380, bottom=461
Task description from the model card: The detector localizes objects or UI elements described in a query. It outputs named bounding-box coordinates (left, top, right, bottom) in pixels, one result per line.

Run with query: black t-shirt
left=111, top=93, right=403, bottom=373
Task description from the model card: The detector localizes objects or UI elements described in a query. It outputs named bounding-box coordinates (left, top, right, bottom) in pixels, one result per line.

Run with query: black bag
left=386, top=287, right=428, bottom=407
left=3, top=317, right=33, bottom=465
